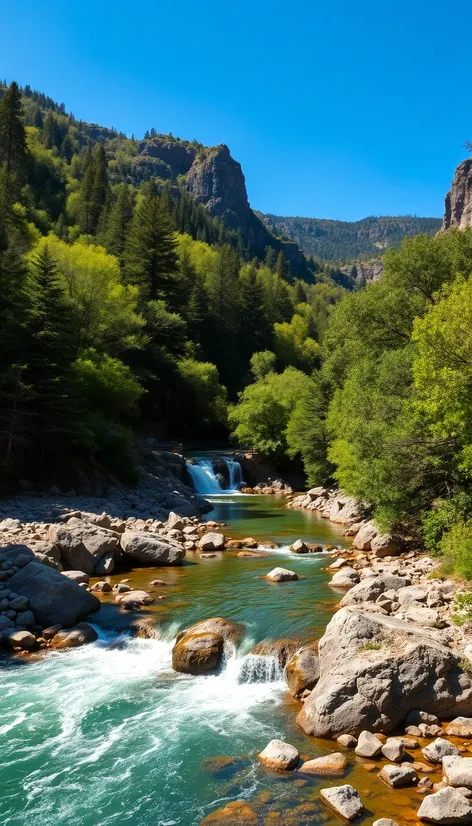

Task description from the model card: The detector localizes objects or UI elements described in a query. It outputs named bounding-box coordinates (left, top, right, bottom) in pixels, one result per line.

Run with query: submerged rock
left=199, top=801, right=258, bottom=826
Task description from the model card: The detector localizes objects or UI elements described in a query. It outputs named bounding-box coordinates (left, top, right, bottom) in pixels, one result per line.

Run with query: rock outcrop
left=296, top=608, right=472, bottom=738
left=443, top=159, right=472, bottom=231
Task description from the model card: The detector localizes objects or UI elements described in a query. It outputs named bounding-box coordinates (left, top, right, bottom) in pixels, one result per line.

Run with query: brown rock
left=199, top=801, right=258, bottom=826
left=172, top=632, right=223, bottom=674
left=300, top=752, right=347, bottom=776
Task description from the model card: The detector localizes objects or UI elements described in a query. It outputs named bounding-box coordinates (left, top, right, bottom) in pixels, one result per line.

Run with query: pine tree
left=90, top=144, right=109, bottom=230
left=77, top=147, right=95, bottom=234
left=124, top=194, right=178, bottom=302
left=27, top=244, right=76, bottom=455
left=0, top=81, right=28, bottom=187
left=239, top=265, right=268, bottom=359
left=265, top=246, right=278, bottom=270
left=185, top=277, right=208, bottom=345
left=42, top=111, right=58, bottom=149
left=276, top=250, right=288, bottom=279
left=100, top=183, right=134, bottom=265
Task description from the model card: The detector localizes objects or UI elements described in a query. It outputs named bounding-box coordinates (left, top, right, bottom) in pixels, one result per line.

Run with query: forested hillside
left=0, top=81, right=345, bottom=488
left=259, top=213, right=442, bottom=261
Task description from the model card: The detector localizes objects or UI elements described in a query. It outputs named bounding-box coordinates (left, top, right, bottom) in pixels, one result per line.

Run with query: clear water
left=0, top=496, right=419, bottom=825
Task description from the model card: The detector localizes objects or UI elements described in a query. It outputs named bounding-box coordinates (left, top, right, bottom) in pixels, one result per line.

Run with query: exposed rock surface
left=258, top=739, right=299, bottom=770
left=417, top=786, right=472, bottom=823
left=120, top=531, right=185, bottom=566
left=300, top=752, right=347, bottom=776
left=320, top=784, right=364, bottom=821
left=285, top=643, right=319, bottom=697
left=172, top=631, right=223, bottom=675
left=443, top=159, right=472, bottom=231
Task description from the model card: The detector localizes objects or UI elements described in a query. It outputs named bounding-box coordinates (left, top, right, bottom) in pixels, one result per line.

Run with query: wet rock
left=291, top=539, right=309, bottom=554
left=42, top=624, right=61, bottom=640
left=3, top=629, right=36, bottom=649
left=199, top=801, right=258, bottom=826
left=337, top=734, right=357, bottom=748
left=378, top=763, right=418, bottom=787
left=91, top=581, right=112, bottom=593
left=265, top=567, right=298, bottom=582
left=258, top=738, right=299, bottom=770
left=197, top=533, right=225, bottom=552
left=355, top=731, right=383, bottom=758
left=423, top=739, right=460, bottom=765
left=241, top=537, right=258, bottom=549
left=200, top=755, right=244, bottom=777
left=285, top=643, right=319, bottom=697
left=446, top=718, right=472, bottom=738
left=417, top=786, right=472, bottom=823
left=381, top=737, right=405, bottom=763
left=250, top=638, right=303, bottom=668
left=300, top=752, right=347, bottom=776
left=115, top=589, right=153, bottom=607
left=175, top=617, right=242, bottom=645
left=50, top=622, right=98, bottom=649
left=121, top=531, right=185, bottom=566
left=113, top=583, right=131, bottom=593
left=172, top=632, right=224, bottom=674
left=442, top=756, right=472, bottom=789
left=320, top=784, right=364, bottom=821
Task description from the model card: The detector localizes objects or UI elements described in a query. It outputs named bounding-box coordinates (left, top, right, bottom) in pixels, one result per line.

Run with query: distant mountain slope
left=257, top=213, right=442, bottom=262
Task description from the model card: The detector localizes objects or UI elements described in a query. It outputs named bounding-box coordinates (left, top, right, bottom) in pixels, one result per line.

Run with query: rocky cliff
left=443, top=158, right=472, bottom=230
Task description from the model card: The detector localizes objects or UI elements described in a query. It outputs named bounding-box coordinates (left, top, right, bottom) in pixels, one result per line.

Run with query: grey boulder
left=120, top=531, right=185, bottom=566
left=417, top=787, right=472, bottom=823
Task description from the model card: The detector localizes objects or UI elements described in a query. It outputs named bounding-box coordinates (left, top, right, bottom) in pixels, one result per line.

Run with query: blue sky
left=2, top=0, right=469, bottom=220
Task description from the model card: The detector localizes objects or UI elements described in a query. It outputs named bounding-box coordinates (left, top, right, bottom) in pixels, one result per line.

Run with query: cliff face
left=185, top=144, right=251, bottom=233
left=443, top=158, right=472, bottom=231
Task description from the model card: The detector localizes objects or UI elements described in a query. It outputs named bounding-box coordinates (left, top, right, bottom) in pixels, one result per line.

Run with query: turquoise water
left=0, top=496, right=408, bottom=825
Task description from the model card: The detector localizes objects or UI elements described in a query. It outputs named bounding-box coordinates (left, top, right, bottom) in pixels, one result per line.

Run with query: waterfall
left=187, top=456, right=244, bottom=494
left=223, top=457, right=244, bottom=491
left=186, top=459, right=221, bottom=494
left=235, top=654, right=284, bottom=684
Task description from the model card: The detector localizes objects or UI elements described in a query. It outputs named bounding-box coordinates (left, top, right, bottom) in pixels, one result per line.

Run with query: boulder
left=352, top=522, right=378, bottom=551
left=172, top=631, right=223, bottom=675
left=94, top=553, right=115, bottom=576
left=115, top=589, right=153, bottom=606
left=49, top=519, right=119, bottom=572
left=3, top=629, right=36, bottom=649
left=250, top=638, right=303, bottom=668
left=167, top=512, right=184, bottom=531
left=258, top=739, right=299, bottom=770
left=398, top=585, right=429, bottom=606
left=285, top=643, right=319, bottom=697
left=175, top=617, right=242, bottom=646
left=417, top=787, right=472, bottom=823
left=8, top=558, right=100, bottom=627
left=446, top=718, right=472, bottom=738
left=91, top=581, right=112, bottom=592
left=320, top=785, right=364, bottom=821
left=300, top=752, right=347, bottom=776
left=16, top=610, right=35, bottom=627
left=374, top=821, right=399, bottom=826
left=423, top=739, right=460, bottom=765
left=297, top=608, right=467, bottom=738
left=340, top=574, right=409, bottom=607
left=378, top=763, right=418, bottom=787
left=50, top=622, right=98, bottom=649
left=197, top=533, right=225, bottom=552
left=355, top=731, right=383, bottom=758
left=443, top=757, right=472, bottom=789
left=329, top=567, right=359, bottom=588
left=381, top=737, right=405, bottom=763
left=337, top=734, right=357, bottom=748
left=371, top=534, right=402, bottom=558
left=291, top=539, right=309, bottom=554
left=266, top=567, right=298, bottom=582
left=406, top=709, right=440, bottom=726
left=120, top=531, right=185, bottom=566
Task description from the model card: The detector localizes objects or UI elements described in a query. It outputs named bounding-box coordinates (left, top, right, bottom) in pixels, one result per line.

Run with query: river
left=0, top=490, right=421, bottom=825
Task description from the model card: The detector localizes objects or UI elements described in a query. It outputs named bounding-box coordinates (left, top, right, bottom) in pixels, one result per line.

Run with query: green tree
left=125, top=194, right=178, bottom=302
left=100, top=183, right=134, bottom=265
left=0, top=81, right=27, bottom=183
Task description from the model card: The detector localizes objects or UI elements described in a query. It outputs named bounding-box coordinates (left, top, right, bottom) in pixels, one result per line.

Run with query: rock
left=381, top=737, right=405, bottom=763
left=337, top=734, right=357, bottom=748
left=378, top=763, right=418, bottom=787
left=167, top=511, right=184, bottom=531
left=50, top=622, right=98, bottom=649
left=374, top=821, right=399, bottom=826
left=94, top=553, right=115, bottom=576
left=175, top=617, right=241, bottom=645
left=423, top=739, right=460, bottom=764
left=199, top=801, right=258, bottom=826
left=320, top=785, right=364, bottom=821
left=0, top=615, right=14, bottom=631
left=352, top=522, right=378, bottom=551
left=340, top=574, right=409, bottom=607
left=15, top=610, right=35, bottom=627
left=291, top=539, right=309, bottom=554
left=113, top=583, right=131, bottom=593
left=42, top=624, right=61, bottom=640
left=3, top=629, right=36, bottom=649
left=300, top=752, right=347, bottom=776
left=61, top=570, right=90, bottom=584
left=249, top=638, right=303, bottom=669
left=297, top=607, right=465, bottom=739
left=285, top=643, right=319, bottom=697
left=446, top=718, right=472, bottom=738
left=443, top=158, right=472, bottom=232
left=329, top=558, right=347, bottom=569
left=329, top=567, right=359, bottom=588
left=420, top=723, right=443, bottom=737
left=398, top=585, right=429, bottom=606
left=240, top=537, right=258, bottom=549
left=120, top=531, right=185, bottom=566
left=49, top=520, right=119, bottom=573
left=443, top=757, right=472, bottom=789
left=417, top=786, right=472, bottom=823
left=115, top=589, right=153, bottom=607
left=91, top=581, right=112, bottom=593
left=405, top=605, right=441, bottom=627
left=265, top=567, right=298, bottom=582
left=258, top=739, right=299, bottom=770
left=8, top=558, right=100, bottom=627
left=197, top=533, right=225, bottom=552
left=172, top=631, right=223, bottom=674
left=200, top=755, right=244, bottom=777
left=371, top=534, right=402, bottom=558
left=406, top=709, right=440, bottom=726
left=355, top=731, right=383, bottom=758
